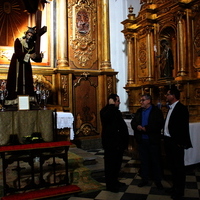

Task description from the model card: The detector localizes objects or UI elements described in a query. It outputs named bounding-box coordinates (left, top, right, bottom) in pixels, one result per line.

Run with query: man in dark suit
left=164, top=87, right=192, bottom=200
left=131, top=94, right=164, bottom=189
left=100, top=93, right=129, bottom=193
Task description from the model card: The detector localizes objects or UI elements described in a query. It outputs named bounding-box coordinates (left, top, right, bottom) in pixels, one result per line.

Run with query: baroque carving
left=76, top=122, right=98, bottom=136
left=193, top=15, right=200, bottom=71
left=61, top=75, right=69, bottom=102
left=74, top=72, right=97, bottom=87
left=194, top=32, right=200, bottom=55
left=138, top=27, right=152, bottom=36
left=68, top=0, right=97, bottom=68
left=107, top=76, right=113, bottom=95
left=157, top=7, right=170, bottom=15
left=176, top=11, right=185, bottom=22
left=139, top=42, right=147, bottom=70
left=73, top=74, right=98, bottom=137
left=194, top=88, right=200, bottom=99
left=33, top=75, right=52, bottom=90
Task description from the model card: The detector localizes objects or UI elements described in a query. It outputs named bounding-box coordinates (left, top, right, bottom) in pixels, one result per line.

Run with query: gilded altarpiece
left=0, top=0, right=117, bottom=147
left=122, top=0, right=200, bottom=121
left=66, top=0, right=99, bottom=140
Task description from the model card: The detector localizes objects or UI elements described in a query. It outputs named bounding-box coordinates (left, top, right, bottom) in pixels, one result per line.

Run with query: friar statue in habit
left=6, top=27, right=44, bottom=104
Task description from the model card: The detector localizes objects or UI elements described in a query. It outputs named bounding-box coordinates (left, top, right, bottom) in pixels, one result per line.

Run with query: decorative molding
left=107, top=76, right=113, bottom=95
left=76, top=122, right=98, bottom=136
left=33, top=75, right=52, bottom=91
left=68, top=0, right=97, bottom=68
left=61, top=75, right=69, bottom=102
left=139, top=42, right=147, bottom=70
left=74, top=72, right=97, bottom=87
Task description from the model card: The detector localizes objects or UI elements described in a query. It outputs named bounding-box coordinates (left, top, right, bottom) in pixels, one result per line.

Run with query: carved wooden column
left=193, top=12, right=200, bottom=78
left=146, top=26, right=154, bottom=81
left=56, top=0, right=69, bottom=69
left=126, top=6, right=136, bottom=85
left=100, top=0, right=112, bottom=70
left=126, top=35, right=134, bottom=84
left=186, top=9, right=193, bottom=78
left=177, top=11, right=187, bottom=77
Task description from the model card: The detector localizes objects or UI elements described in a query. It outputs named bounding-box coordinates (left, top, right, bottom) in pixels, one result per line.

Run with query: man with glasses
left=164, top=87, right=192, bottom=200
left=100, top=93, right=129, bottom=193
left=131, top=94, right=164, bottom=189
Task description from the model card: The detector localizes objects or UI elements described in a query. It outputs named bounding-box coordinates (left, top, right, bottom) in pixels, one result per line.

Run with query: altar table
left=125, top=119, right=200, bottom=166
left=0, top=110, right=53, bottom=145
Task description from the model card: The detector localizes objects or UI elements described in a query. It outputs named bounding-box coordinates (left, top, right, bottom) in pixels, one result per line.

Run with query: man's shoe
left=171, top=194, right=183, bottom=200
left=155, top=181, right=163, bottom=190
left=138, top=180, right=148, bottom=187
left=171, top=191, right=184, bottom=199
left=165, top=187, right=175, bottom=194
left=117, top=181, right=126, bottom=187
left=106, top=187, right=119, bottom=193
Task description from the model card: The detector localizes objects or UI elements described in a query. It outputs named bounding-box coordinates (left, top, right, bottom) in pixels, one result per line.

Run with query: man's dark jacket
left=100, top=104, right=129, bottom=150
left=167, top=101, right=192, bottom=149
left=131, top=105, right=164, bottom=145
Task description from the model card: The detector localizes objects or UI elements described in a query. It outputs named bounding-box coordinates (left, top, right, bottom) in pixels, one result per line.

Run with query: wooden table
left=0, top=141, right=72, bottom=196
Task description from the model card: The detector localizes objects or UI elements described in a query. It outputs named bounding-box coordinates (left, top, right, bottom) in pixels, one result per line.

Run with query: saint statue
left=6, top=27, right=44, bottom=105
left=158, top=40, right=174, bottom=78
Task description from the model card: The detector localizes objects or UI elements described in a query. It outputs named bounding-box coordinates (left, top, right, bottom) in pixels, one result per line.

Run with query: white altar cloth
left=184, top=122, right=200, bottom=166
left=125, top=119, right=200, bottom=166
left=124, top=119, right=134, bottom=136
left=56, top=112, right=74, bottom=140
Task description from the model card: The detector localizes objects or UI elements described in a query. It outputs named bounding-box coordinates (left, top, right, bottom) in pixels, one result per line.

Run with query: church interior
left=0, top=0, right=200, bottom=199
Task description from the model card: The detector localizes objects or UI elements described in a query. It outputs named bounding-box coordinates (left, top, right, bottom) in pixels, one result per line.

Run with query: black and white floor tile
left=68, top=149, right=200, bottom=200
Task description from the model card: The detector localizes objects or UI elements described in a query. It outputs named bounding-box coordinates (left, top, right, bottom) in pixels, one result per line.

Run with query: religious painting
left=76, top=9, right=89, bottom=35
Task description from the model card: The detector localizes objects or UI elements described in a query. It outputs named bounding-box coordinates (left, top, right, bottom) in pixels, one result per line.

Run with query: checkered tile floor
left=68, top=149, right=200, bottom=200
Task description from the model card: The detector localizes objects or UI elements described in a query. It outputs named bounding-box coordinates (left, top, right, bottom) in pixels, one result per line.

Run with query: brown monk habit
left=6, top=37, right=36, bottom=101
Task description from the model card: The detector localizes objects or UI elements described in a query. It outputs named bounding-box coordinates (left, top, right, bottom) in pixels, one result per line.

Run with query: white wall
left=109, top=0, right=141, bottom=112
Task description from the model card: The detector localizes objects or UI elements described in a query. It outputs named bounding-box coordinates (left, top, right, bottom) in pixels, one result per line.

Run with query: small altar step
left=1, top=185, right=81, bottom=200
left=68, top=147, right=105, bottom=193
